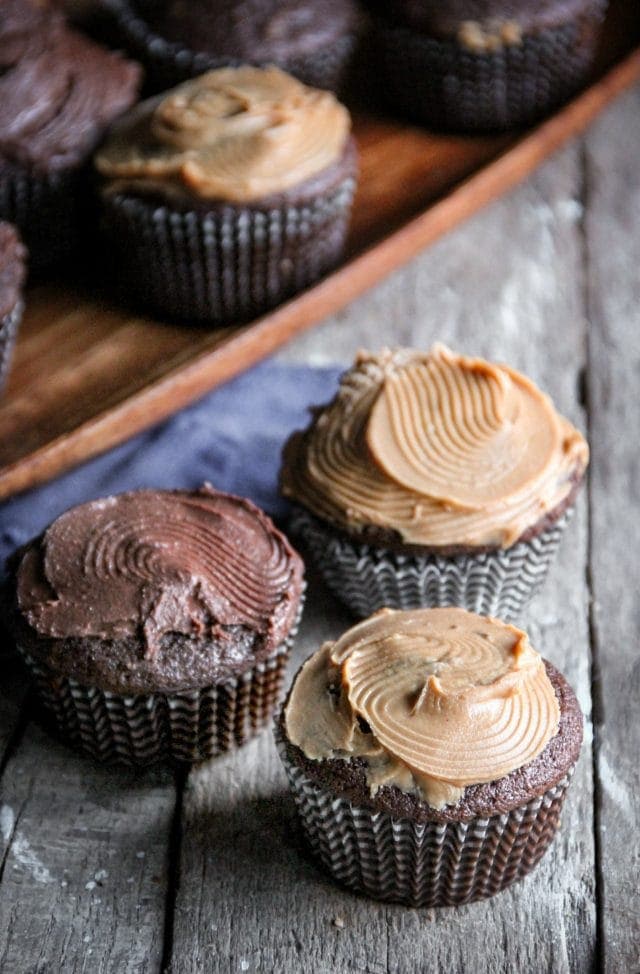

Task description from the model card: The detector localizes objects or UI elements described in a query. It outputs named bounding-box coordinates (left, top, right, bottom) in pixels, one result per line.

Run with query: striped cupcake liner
left=289, top=506, right=572, bottom=621
left=103, top=0, right=360, bottom=93
left=100, top=175, right=356, bottom=324
left=18, top=593, right=305, bottom=766
left=278, top=738, right=574, bottom=907
left=0, top=167, right=84, bottom=274
left=0, top=300, right=23, bottom=393
left=375, top=5, right=607, bottom=132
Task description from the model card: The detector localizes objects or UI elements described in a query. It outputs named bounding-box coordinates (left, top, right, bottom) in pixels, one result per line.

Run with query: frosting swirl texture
left=16, top=486, right=303, bottom=662
left=281, top=344, right=588, bottom=548
left=95, top=66, right=351, bottom=202
left=285, top=607, right=560, bottom=808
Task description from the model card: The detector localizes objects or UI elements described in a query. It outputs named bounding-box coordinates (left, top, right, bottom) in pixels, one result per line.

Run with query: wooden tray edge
left=2, top=45, right=639, bottom=501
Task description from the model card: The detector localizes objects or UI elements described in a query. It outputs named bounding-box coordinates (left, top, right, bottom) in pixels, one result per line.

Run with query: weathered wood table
left=0, top=84, right=638, bottom=974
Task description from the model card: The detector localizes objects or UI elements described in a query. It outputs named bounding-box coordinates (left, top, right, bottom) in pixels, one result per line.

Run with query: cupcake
left=95, top=66, right=358, bottom=324
left=104, top=0, right=364, bottom=94
left=0, top=222, right=26, bottom=393
left=278, top=606, right=583, bottom=907
left=8, top=486, right=305, bottom=765
left=367, top=0, right=607, bottom=132
left=0, top=0, right=141, bottom=273
left=281, top=344, right=588, bottom=620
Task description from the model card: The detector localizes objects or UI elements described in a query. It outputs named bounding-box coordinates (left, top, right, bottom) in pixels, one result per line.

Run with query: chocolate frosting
left=0, top=0, right=141, bottom=173
left=145, top=0, right=362, bottom=61
left=95, top=66, right=351, bottom=203
left=285, top=607, right=560, bottom=809
left=374, top=0, right=603, bottom=37
left=0, top=222, right=26, bottom=321
left=14, top=486, right=304, bottom=693
left=281, top=345, right=589, bottom=550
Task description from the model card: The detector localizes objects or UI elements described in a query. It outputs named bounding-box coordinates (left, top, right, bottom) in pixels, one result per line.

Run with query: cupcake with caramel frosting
left=281, top=344, right=588, bottom=618
left=9, top=485, right=305, bottom=765
left=278, top=606, right=583, bottom=906
left=95, top=66, right=358, bottom=323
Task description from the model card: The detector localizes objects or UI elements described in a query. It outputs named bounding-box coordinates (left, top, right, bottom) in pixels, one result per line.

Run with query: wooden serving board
left=2, top=0, right=639, bottom=501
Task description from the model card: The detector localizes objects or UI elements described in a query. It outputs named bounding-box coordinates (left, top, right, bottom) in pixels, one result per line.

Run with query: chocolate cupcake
left=104, top=0, right=363, bottom=94
left=95, top=66, right=358, bottom=324
left=367, top=0, right=607, bottom=132
left=278, top=607, right=583, bottom=907
left=9, top=486, right=305, bottom=766
left=0, top=222, right=26, bottom=393
left=0, top=0, right=141, bottom=273
left=281, top=345, right=588, bottom=620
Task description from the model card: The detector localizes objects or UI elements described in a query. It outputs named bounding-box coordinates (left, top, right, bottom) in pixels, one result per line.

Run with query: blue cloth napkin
left=0, top=359, right=342, bottom=573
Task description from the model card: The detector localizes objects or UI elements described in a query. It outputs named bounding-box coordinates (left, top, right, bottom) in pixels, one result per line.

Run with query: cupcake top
left=281, top=344, right=589, bottom=550
left=285, top=607, right=579, bottom=812
left=145, top=0, right=362, bottom=62
left=95, top=66, right=352, bottom=203
left=12, top=486, right=304, bottom=693
left=0, top=0, right=141, bottom=173
left=0, top=222, right=26, bottom=321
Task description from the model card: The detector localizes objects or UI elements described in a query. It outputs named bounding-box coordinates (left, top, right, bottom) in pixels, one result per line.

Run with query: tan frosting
left=285, top=607, right=560, bottom=809
left=95, top=65, right=351, bottom=202
left=282, top=344, right=589, bottom=548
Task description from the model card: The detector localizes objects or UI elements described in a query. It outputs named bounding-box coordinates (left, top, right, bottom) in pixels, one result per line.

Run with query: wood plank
left=584, top=83, right=640, bottom=972
left=169, top=143, right=596, bottom=972
left=0, top=722, right=177, bottom=974
left=0, top=8, right=638, bottom=501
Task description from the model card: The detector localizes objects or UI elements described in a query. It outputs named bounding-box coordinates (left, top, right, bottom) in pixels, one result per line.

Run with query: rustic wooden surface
left=0, top=2, right=638, bottom=502
left=0, top=83, right=639, bottom=973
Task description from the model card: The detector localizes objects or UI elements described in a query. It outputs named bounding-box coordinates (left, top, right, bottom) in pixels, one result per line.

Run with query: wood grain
left=165, top=143, right=597, bottom=973
left=584, top=84, right=640, bottom=974
left=0, top=6, right=638, bottom=500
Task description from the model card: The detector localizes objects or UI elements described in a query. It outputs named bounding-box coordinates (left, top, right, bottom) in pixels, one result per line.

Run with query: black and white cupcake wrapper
left=100, top=176, right=356, bottom=324
left=290, top=506, right=572, bottom=621
left=278, top=738, right=573, bottom=907
left=374, top=4, right=607, bottom=132
left=0, top=299, right=23, bottom=393
left=103, top=0, right=359, bottom=94
left=0, top=167, right=83, bottom=274
left=18, top=593, right=305, bottom=766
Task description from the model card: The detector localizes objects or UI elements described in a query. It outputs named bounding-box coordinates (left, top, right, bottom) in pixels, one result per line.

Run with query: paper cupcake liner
left=100, top=178, right=356, bottom=323
left=290, top=506, right=572, bottom=621
left=0, top=167, right=83, bottom=274
left=375, top=5, right=607, bottom=132
left=103, top=0, right=360, bottom=93
left=278, top=738, right=573, bottom=907
left=18, top=593, right=304, bottom=766
left=0, top=300, right=23, bottom=393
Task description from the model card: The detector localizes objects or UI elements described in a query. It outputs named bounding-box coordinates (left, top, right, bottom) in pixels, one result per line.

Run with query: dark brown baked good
left=105, top=0, right=364, bottom=93
left=0, top=0, right=141, bottom=272
left=10, top=486, right=305, bottom=764
left=277, top=608, right=584, bottom=906
left=0, top=221, right=26, bottom=391
left=366, top=0, right=607, bottom=132
left=95, top=66, right=358, bottom=324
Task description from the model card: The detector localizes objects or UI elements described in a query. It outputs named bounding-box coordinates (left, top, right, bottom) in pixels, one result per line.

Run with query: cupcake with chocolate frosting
left=95, top=65, right=357, bottom=323
left=0, top=222, right=26, bottom=393
left=104, top=0, right=364, bottom=94
left=278, top=606, right=583, bottom=906
left=281, top=344, right=588, bottom=619
left=0, top=0, right=141, bottom=272
left=9, top=485, right=305, bottom=765
left=367, top=0, right=607, bottom=132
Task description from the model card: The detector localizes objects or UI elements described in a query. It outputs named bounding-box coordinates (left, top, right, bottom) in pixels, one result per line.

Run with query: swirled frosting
left=0, top=0, right=141, bottom=172
left=16, top=486, right=303, bottom=662
left=285, top=607, right=560, bottom=808
left=95, top=66, right=351, bottom=202
left=281, top=345, right=589, bottom=549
